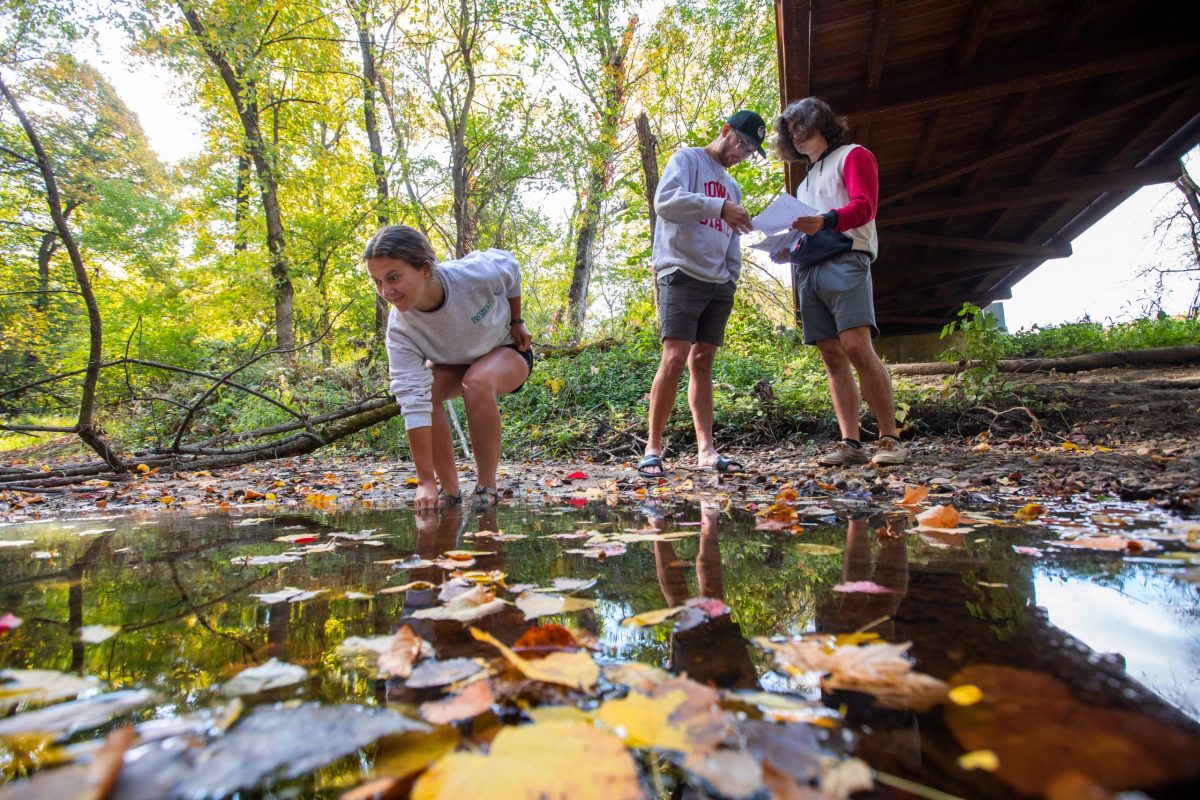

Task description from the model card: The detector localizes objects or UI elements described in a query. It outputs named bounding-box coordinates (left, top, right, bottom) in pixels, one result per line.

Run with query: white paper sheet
left=752, top=192, right=819, bottom=233
left=749, top=228, right=803, bottom=254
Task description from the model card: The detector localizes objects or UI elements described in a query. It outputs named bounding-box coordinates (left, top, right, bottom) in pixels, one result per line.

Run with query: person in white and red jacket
left=772, top=97, right=908, bottom=466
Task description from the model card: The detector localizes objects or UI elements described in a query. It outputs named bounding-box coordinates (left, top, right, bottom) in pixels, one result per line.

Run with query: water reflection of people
left=649, top=501, right=757, bottom=689
left=399, top=506, right=528, bottom=659
left=817, top=514, right=907, bottom=639
left=816, top=513, right=918, bottom=773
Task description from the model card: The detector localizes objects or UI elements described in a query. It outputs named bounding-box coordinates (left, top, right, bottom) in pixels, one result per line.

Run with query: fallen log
left=888, top=345, right=1200, bottom=376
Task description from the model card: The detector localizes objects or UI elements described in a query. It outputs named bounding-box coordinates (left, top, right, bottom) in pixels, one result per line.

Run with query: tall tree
left=170, top=0, right=300, bottom=351
left=515, top=0, right=637, bottom=340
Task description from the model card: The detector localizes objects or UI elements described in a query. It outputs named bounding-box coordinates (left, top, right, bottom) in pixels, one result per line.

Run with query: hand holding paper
left=751, top=192, right=819, bottom=234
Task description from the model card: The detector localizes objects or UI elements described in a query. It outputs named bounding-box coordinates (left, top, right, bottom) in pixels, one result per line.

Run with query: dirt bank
left=3, top=366, right=1197, bottom=522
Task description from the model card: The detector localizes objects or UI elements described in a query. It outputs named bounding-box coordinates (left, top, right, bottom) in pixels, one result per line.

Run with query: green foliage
left=938, top=302, right=1012, bottom=405
left=1004, top=315, right=1200, bottom=358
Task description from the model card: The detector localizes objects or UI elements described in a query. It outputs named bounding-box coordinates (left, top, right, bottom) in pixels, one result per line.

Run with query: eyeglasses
left=731, top=135, right=755, bottom=155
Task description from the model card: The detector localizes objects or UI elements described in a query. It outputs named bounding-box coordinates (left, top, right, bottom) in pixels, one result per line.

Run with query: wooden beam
left=832, top=37, right=1200, bottom=122
left=885, top=252, right=1027, bottom=277
left=954, top=0, right=995, bottom=72
left=877, top=163, right=1180, bottom=225
left=882, top=78, right=1197, bottom=205
left=884, top=231, right=1071, bottom=258
left=865, top=0, right=895, bottom=91
left=876, top=314, right=955, bottom=325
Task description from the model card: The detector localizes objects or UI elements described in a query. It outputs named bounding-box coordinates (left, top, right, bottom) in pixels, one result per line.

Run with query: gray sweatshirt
left=651, top=147, right=742, bottom=284
left=385, top=249, right=522, bottom=430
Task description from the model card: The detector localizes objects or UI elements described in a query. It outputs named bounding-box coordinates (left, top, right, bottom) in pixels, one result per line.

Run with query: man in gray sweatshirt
left=638, top=110, right=765, bottom=479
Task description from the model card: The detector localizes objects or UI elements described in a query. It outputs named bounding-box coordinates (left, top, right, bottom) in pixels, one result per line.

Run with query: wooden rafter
left=883, top=232, right=1071, bottom=258
left=877, top=163, right=1180, bottom=225
left=882, top=78, right=1198, bottom=205
left=833, top=37, right=1200, bottom=122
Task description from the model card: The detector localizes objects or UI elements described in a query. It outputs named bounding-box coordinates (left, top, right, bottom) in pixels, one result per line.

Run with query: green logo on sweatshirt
left=471, top=299, right=493, bottom=324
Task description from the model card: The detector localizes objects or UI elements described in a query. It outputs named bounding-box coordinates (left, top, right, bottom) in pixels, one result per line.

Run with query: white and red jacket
left=794, top=144, right=879, bottom=263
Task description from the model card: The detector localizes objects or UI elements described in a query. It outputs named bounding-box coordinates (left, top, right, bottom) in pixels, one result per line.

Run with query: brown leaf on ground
left=377, top=626, right=423, bottom=679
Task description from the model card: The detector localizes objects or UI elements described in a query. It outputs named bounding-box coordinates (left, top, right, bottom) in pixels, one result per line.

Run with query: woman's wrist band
left=510, top=318, right=524, bottom=325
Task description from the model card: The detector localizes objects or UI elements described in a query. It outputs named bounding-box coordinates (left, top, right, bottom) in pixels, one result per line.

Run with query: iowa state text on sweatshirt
left=652, top=147, right=742, bottom=284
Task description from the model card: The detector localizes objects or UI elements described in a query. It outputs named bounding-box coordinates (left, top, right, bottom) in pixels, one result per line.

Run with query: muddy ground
left=2, top=365, right=1197, bottom=522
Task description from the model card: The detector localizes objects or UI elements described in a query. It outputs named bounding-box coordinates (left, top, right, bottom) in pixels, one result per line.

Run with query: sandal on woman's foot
left=438, top=489, right=462, bottom=507
left=472, top=485, right=499, bottom=507
left=637, top=454, right=665, bottom=479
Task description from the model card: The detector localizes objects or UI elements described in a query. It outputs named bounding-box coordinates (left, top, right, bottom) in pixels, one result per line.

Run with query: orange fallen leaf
left=915, top=503, right=960, bottom=529
left=896, top=484, right=929, bottom=506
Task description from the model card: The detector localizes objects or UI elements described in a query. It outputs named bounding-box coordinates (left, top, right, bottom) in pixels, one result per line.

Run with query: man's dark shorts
left=795, top=251, right=878, bottom=345
left=657, top=269, right=736, bottom=346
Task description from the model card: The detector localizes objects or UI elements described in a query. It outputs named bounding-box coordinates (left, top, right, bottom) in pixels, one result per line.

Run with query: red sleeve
left=835, top=146, right=878, bottom=231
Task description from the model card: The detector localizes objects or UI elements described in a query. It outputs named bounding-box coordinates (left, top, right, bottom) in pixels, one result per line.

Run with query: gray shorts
left=795, top=251, right=878, bottom=344
left=657, top=270, right=736, bottom=346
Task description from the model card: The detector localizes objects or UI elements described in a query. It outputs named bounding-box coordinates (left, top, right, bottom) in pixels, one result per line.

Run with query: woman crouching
left=365, top=225, right=532, bottom=509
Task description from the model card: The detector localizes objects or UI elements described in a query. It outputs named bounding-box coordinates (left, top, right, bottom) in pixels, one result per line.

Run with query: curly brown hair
left=772, top=97, right=849, bottom=162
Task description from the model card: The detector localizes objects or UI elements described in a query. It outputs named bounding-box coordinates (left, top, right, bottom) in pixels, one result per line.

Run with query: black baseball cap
left=727, top=109, right=767, bottom=158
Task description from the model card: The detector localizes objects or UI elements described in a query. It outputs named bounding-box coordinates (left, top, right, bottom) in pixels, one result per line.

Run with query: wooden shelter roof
left=774, top=0, right=1200, bottom=333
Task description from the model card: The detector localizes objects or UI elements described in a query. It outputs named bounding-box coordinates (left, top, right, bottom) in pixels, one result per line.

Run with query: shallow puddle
left=2, top=498, right=1199, bottom=798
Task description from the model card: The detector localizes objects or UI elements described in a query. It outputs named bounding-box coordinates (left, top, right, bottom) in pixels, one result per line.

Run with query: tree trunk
left=449, top=0, right=478, bottom=258
left=178, top=3, right=296, bottom=353
left=351, top=0, right=392, bottom=348
left=888, top=345, right=1200, bottom=376
left=564, top=15, right=635, bottom=341
left=635, top=111, right=660, bottom=311
left=567, top=165, right=605, bottom=335
left=234, top=152, right=250, bottom=253
left=1, top=72, right=123, bottom=471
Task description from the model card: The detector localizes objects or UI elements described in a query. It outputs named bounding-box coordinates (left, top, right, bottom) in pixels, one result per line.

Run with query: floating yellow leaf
left=412, top=721, right=639, bottom=800
left=958, top=749, right=1000, bottom=771
left=595, top=677, right=727, bottom=754
left=948, top=684, right=984, bottom=706
left=620, top=606, right=683, bottom=628
left=1015, top=503, right=1045, bottom=521
left=471, top=628, right=598, bottom=691
left=304, top=492, right=337, bottom=510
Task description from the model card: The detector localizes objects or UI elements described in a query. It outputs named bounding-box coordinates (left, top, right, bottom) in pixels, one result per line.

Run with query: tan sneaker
left=871, top=437, right=908, bottom=465
left=817, top=441, right=869, bottom=466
